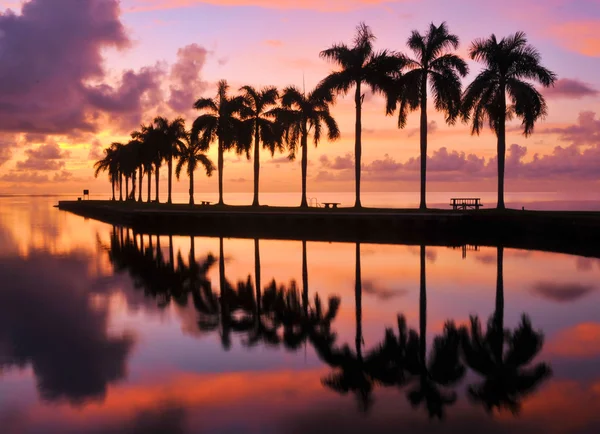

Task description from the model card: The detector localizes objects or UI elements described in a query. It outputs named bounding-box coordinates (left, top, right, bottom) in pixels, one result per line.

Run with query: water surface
left=0, top=196, right=599, bottom=433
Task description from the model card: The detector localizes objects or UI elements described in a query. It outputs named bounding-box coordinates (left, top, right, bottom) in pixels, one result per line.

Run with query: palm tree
left=175, top=133, right=215, bottom=205
left=192, top=80, right=250, bottom=206
left=461, top=32, right=556, bottom=209
left=240, top=85, right=282, bottom=206
left=460, top=247, right=552, bottom=413
left=94, top=145, right=119, bottom=201
left=154, top=116, right=187, bottom=204
left=132, top=123, right=161, bottom=203
left=387, top=22, right=468, bottom=209
left=403, top=245, right=465, bottom=419
left=274, top=86, right=340, bottom=208
left=320, top=22, right=403, bottom=208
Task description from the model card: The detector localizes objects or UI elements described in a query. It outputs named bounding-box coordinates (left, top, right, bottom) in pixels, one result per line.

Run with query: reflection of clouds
left=548, top=322, right=600, bottom=358
left=531, top=282, right=596, bottom=303
left=362, top=280, right=407, bottom=301
left=407, top=246, right=437, bottom=264
left=0, top=251, right=135, bottom=405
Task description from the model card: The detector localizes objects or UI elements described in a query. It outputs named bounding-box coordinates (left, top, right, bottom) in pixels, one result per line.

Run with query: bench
left=450, top=198, right=483, bottom=210
left=322, top=202, right=340, bottom=209
left=200, top=201, right=211, bottom=206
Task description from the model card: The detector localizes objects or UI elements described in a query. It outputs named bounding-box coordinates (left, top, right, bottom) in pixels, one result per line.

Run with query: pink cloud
left=544, top=78, right=599, bottom=99
left=168, top=43, right=209, bottom=113
left=551, top=20, right=600, bottom=57
left=15, top=142, right=70, bottom=171
left=127, top=0, right=398, bottom=12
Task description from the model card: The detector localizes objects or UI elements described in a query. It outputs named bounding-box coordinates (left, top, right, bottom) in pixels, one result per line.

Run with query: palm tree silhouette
left=153, top=117, right=187, bottom=204
left=461, top=32, right=556, bottom=209
left=93, top=144, right=120, bottom=201
left=401, top=245, right=466, bottom=419
left=175, top=132, right=215, bottom=205
left=192, top=80, right=250, bottom=206
left=387, top=22, right=468, bottom=209
left=240, top=86, right=283, bottom=207
left=132, top=123, right=158, bottom=203
left=274, top=86, right=339, bottom=208
left=310, top=242, right=389, bottom=412
left=320, top=22, right=403, bottom=208
left=460, top=246, right=552, bottom=413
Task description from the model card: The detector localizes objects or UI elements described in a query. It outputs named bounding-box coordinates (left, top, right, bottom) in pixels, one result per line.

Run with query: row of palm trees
left=106, top=229, right=552, bottom=416
left=95, top=22, right=556, bottom=209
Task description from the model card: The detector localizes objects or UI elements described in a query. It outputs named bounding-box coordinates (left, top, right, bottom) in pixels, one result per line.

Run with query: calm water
left=0, top=195, right=599, bottom=433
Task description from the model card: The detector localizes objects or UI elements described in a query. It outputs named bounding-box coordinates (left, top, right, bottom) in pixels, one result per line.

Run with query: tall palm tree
left=387, top=22, right=468, bottom=210
left=94, top=145, right=119, bottom=201
left=274, top=86, right=340, bottom=208
left=192, top=80, right=250, bottom=206
left=320, top=22, right=403, bottom=208
left=153, top=116, right=187, bottom=204
left=175, top=133, right=215, bottom=205
left=460, top=247, right=552, bottom=413
left=403, top=245, right=465, bottom=419
left=461, top=32, right=556, bottom=209
left=240, top=85, right=282, bottom=207
left=109, top=142, right=126, bottom=201
left=133, top=123, right=161, bottom=203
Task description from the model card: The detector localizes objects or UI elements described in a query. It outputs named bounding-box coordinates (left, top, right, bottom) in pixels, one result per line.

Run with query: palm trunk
left=138, top=167, right=143, bottom=202
left=419, top=78, right=428, bottom=210
left=189, top=168, right=195, bottom=205
left=254, top=238, right=261, bottom=326
left=190, top=236, right=195, bottom=266
left=419, top=245, right=427, bottom=370
left=168, top=156, right=173, bottom=204
left=155, top=166, right=160, bottom=203
left=156, top=235, right=162, bottom=265
left=300, top=124, right=308, bottom=208
left=494, top=246, right=504, bottom=362
left=497, top=84, right=507, bottom=210
left=147, top=170, right=152, bottom=203
left=252, top=121, right=260, bottom=207
left=125, top=176, right=129, bottom=201
left=131, top=174, right=136, bottom=201
left=302, top=240, right=308, bottom=316
left=355, top=242, right=363, bottom=362
left=354, top=82, right=362, bottom=208
left=218, top=138, right=224, bottom=205
left=111, top=179, right=115, bottom=201
left=148, top=233, right=153, bottom=256
left=219, top=237, right=231, bottom=349
left=119, top=173, right=123, bottom=201
left=168, top=234, right=174, bottom=272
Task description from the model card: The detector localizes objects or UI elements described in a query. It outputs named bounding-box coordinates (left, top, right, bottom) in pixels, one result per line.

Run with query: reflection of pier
left=451, top=244, right=480, bottom=259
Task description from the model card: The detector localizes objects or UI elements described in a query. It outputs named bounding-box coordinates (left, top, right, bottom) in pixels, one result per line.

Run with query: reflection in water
left=103, top=229, right=554, bottom=420
left=2, top=196, right=582, bottom=432
left=461, top=246, right=552, bottom=413
left=0, top=250, right=134, bottom=404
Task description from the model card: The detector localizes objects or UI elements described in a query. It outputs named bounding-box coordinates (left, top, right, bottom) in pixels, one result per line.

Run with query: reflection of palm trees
left=311, top=242, right=387, bottom=412
left=405, top=245, right=465, bottom=419
left=381, top=245, right=464, bottom=419
left=461, top=246, right=552, bottom=413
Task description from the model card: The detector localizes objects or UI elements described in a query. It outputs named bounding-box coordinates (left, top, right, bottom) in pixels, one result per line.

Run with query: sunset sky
left=0, top=0, right=599, bottom=196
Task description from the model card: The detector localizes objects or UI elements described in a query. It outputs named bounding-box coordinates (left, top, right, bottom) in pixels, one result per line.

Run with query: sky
left=0, top=0, right=599, bottom=196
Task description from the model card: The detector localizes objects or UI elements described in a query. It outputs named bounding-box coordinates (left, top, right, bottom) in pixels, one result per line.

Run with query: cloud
left=53, top=170, right=74, bottom=182
left=229, top=177, right=247, bottom=182
left=362, top=280, right=407, bottom=300
left=407, top=120, right=437, bottom=137
left=319, top=153, right=353, bottom=170
left=0, top=250, right=135, bottom=404
left=14, top=142, right=70, bottom=171
left=128, top=0, right=398, bottom=13
left=551, top=20, right=600, bottom=56
left=544, top=78, right=599, bottom=99
left=542, top=111, right=600, bottom=145
left=167, top=43, right=209, bottom=113
left=531, top=282, right=596, bottom=303
left=264, top=39, right=283, bottom=47
left=0, top=171, right=50, bottom=183
left=548, top=322, right=600, bottom=358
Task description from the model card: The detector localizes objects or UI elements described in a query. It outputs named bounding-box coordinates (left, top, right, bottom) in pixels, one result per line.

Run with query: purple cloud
left=319, top=153, right=354, bottom=170
left=542, top=111, right=600, bottom=145
left=0, top=171, right=49, bottom=183
left=0, top=0, right=166, bottom=137
left=531, top=282, right=596, bottom=303
left=15, top=142, right=69, bottom=171
left=168, top=43, right=209, bottom=113
left=544, top=78, right=599, bottom=99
